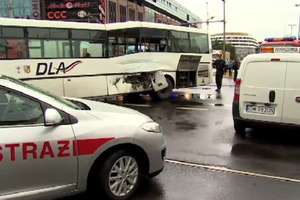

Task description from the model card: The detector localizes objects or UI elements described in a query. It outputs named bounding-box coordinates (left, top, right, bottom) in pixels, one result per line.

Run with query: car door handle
left=269, top=90, right=275, bottom=103
left=295, top=97, right=300, bottom=103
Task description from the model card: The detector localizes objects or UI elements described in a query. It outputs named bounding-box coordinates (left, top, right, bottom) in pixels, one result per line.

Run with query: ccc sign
left=47, top=11, right=67, bottom=20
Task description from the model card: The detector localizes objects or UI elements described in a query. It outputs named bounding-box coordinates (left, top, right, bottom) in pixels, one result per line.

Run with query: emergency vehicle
left=260, top=37, right=300, bottom=53
left=0, top=75, right=166, bottom=200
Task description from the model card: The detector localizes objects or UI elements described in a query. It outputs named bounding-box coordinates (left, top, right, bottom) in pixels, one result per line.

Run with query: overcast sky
left=179, top=0, right=300, bottom=41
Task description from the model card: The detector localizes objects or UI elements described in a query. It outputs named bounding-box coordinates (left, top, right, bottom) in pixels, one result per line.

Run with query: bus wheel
left=151, top=77, right=174, bottom=100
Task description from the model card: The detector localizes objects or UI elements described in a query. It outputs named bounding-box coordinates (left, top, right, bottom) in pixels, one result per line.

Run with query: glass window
left=2, top=27, right=24, bottom=38
left=28, top=40, right=42, bottom=58
left=13, top=0, right=32, bottom=18
left=120, top=5, right=127, bottom=22
left=71, top=30, right=106, bottom=41
left=140, top=28, right=168, bottom=52
left=28, top=28, right=69, bottom=39
left=138, top=12, right=143, bottom=21
left=0, top=1, right=9, bottom=17
left=169, top=31, right=190, bottom=53
left=129, top=9, right=135, bottom=21
left=0, top=88, right=44, bottom=126
left=109, top=1, right=117, bottom=23
left=29, top=40, right=71, bottom=58
left=190, top=33, right=209, bottom=53
left=50, top=29, right=69, bottom=39
left=44, top=40, right=71, bottom=58
left=28, top=28, right=50, bottom=39
left=108, top=30, right=126, bottom=57
left=0, top=39, right=27, bottom=59
left=72, top=41, right=105, bottom=58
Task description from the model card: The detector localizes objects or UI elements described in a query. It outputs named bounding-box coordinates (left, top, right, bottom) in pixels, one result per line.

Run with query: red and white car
left=0, top=75, right=166, bottom=200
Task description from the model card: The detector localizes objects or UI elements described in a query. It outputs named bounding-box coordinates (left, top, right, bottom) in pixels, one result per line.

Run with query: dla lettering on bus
left=36, top=61, right=82, bottom=75
left=0, top=141, right=72, bottom=162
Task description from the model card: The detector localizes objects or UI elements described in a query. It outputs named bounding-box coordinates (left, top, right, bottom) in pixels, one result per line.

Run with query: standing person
left=213, top=54, right=226, bottom=92
left=232, top=59, right=240, bottom=81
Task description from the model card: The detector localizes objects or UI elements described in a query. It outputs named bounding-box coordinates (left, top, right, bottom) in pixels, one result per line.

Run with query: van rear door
left=282, top=62, right=300, bottom=124
left=240, top=61, right=287, bottom=123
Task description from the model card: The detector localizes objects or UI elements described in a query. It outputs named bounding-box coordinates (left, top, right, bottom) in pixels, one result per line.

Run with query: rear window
left=244, top=62, right=286, bottom=88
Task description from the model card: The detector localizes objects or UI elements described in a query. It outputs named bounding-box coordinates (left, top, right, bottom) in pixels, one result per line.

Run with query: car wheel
left=94, top=150, right=142, bottom=200
left=234, top=120, right=246, bottom=137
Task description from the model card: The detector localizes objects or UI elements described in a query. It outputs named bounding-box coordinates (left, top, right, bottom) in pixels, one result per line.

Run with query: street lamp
left=295, top=4, right=300, bottom=38
left=222, top=0, right=226, bottom=60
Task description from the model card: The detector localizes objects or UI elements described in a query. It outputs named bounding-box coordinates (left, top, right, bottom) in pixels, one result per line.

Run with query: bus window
left=140, top=28, right=168, bottom=52
left=125, top=28, right=139, bottom=54
left=0, top=39, right=27, bottom=59
left=2, top=27, right=24, bottom=38
left=108, top=30, right=126, bottom=57
left=169, top=31, right=190, bottom=53
left=190, top=33, right=209, bottom=53
left=72, top=30, right=106, bottom=58
left=0, top=27, right=27, bottom=59
left=108, top=29, right=139, bottom=57
left=72, top=41, right=105, bottom=58
left=29, top=40, right=71, bottom=58
left=28, top=27, right=71, bottom=58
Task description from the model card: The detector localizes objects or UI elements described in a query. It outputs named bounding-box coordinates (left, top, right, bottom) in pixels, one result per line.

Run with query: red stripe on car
left=74, top=138, right=114, bottom=156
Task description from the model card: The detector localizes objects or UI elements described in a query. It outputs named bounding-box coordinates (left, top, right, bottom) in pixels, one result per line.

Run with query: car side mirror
left=45, top=108, right=63, bottom=126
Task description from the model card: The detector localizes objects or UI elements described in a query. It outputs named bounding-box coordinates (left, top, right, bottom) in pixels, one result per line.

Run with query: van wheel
left=152, top=77, right=174, bottom=100
left=234, top=120, right=246, bottom=137
left=92, top=150, right=142, bottom=200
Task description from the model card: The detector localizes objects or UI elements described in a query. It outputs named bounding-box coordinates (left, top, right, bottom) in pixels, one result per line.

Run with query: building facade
left=211, top=32, right=259, bottom=61
left=0, top=0, right=41, bottom=19
left=0, top=0, right=200, bottom=26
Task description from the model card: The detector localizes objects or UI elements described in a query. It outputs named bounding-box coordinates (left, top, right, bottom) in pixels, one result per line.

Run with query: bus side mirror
left=45, top=108, right=63, bottom=126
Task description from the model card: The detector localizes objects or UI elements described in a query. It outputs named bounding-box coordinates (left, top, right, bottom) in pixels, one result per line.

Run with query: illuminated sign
left=45, top=0, right=105, bottom=23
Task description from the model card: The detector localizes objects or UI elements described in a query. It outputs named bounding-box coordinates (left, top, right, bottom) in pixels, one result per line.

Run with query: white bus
left=0, top=17, right=212, bottom=99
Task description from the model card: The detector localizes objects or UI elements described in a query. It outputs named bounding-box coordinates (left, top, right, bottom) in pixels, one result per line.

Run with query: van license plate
left=246, top=104, right=275, bottom=115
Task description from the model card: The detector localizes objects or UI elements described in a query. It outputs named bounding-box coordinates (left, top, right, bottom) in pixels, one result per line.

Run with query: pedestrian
left=228, top=60, right=233, bottom=77
left=213, top=54, right=226, bottom=93
left=232, top=59, right=240, bottom=82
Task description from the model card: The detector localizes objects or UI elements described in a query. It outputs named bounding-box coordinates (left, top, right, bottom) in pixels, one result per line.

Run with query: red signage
left=45, top=0, right=105, bottom=23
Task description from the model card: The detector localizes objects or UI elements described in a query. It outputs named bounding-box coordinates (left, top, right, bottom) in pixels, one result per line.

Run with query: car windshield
left=1, top=75, right=81, bottom=110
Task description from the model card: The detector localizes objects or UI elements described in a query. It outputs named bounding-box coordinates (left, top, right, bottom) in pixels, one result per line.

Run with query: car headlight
left=142, top=122, right=161, bottom=133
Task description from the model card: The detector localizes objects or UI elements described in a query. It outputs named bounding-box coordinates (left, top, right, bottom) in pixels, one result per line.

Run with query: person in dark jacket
left=213, top=55, right=226, bottom=92
left=232, top=59, right=240, bottom=82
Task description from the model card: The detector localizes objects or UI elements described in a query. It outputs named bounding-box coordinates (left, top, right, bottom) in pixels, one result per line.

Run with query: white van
left=233, top=53, right=300, bottom=136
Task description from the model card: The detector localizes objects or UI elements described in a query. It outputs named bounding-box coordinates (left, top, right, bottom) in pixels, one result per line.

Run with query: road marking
left=123, top=103, right=152, bottom=108
left=176, top=107, right=209, bottom=111
left=166, top=159, right=300, bottom=184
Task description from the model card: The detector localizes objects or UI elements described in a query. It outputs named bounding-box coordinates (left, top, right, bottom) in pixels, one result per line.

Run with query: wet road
left=64, top=79, right=300, bottom=200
